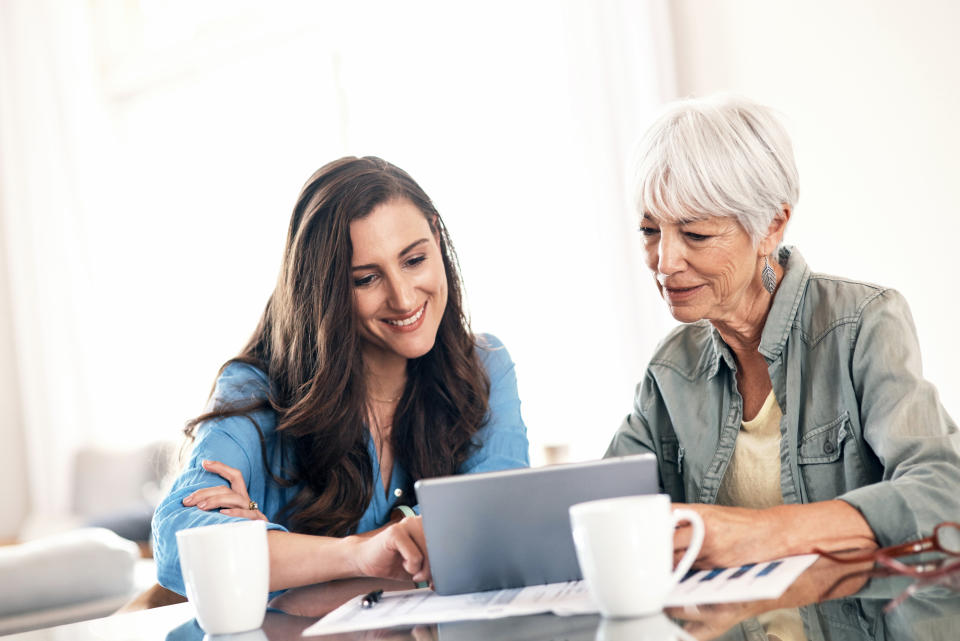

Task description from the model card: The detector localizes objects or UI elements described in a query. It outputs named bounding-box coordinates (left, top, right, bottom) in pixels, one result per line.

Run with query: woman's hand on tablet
left=351, top=515, right=431, bottom=584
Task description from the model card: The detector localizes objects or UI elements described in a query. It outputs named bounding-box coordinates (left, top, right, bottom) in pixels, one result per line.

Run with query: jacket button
left=842, top=601, right=857, bottom=618
left=823, top=441, right=836, bottom=454
left=394, top=488, right=403, bottom=498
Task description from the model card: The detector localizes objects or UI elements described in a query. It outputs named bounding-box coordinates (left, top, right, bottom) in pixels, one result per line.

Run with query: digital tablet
left=415, top=453, right=659, bottom=595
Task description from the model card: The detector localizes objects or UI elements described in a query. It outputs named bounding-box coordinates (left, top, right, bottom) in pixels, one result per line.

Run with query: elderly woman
left=607, top=95, right=960, bottom=620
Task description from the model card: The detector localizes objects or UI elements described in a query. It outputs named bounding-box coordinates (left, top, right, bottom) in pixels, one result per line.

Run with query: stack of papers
left=303, top=554, right=817, bottom=636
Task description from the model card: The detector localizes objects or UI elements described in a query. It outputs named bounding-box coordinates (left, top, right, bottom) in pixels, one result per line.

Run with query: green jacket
left=607, top=246, right=960, bottom=640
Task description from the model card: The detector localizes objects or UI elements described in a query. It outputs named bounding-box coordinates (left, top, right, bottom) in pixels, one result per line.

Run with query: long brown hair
left=186, top=156, right=490, bottom=536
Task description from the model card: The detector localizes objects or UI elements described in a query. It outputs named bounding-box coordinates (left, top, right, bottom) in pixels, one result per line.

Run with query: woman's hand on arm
left=181, top=459, right=267, bottom=521
left=673, top=500, right=876, bottom=568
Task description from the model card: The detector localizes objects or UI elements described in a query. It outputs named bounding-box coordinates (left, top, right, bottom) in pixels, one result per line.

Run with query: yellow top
left=717, top=390, right=806, bottom=641
left=717, top=390, right=783, bottom=508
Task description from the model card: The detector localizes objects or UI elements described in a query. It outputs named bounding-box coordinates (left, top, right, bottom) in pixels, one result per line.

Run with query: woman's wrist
left=764, top=505, right=798, bottom=557
left=339, top=533, right=369, bottom=578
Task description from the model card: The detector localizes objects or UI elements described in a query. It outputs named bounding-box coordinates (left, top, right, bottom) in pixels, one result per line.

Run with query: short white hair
left=632, top=94, right=799, bottom=245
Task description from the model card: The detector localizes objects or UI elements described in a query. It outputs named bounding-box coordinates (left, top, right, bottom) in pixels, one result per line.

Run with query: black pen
left=361, top=589, right=384, bottom=608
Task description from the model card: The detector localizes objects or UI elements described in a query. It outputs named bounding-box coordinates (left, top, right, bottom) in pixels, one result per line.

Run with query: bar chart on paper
left=666, top=554, right=818, bottom=606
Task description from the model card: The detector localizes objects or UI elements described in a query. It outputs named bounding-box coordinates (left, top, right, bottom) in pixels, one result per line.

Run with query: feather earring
left=761, top=255, right=777, bottom=294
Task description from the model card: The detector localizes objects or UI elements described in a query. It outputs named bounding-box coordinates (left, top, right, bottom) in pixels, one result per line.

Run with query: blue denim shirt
left=153, top=333, right=529, bottom=595
left=607, top=247, right=960, bottom=640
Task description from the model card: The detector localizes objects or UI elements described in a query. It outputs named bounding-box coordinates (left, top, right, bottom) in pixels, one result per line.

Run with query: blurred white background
left=1, top=0, right=957, bottom=540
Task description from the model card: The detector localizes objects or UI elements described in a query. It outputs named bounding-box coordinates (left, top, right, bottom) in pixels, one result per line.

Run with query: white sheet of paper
left=301, top=554, right=818, bottom=636
left=666, top=553, right=818, bottom=606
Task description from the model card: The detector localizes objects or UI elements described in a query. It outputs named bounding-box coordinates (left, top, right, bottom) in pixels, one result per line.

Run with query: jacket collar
left=759, top=246, right=810, bottom=360
left=707, top=246, right=810, bottom=377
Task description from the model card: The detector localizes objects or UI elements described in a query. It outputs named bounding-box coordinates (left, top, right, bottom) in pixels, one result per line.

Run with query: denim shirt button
left=394, top=488, right=403, bottom=498
left=824, top=441, right=836, bottom=454
left=842, top=602, right=857, bottom=618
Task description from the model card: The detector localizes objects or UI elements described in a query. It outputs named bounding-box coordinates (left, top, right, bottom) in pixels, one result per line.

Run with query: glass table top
left=4, top=554, right=957, bottom=641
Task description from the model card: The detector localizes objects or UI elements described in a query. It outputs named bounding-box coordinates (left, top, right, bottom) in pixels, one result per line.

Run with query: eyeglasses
left=816, top=522, right=960, bottom=613
left=815, top=522, right=960, bottom=564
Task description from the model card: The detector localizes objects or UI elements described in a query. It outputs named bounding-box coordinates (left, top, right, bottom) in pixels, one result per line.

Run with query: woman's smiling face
left=639, top=212, right=764, bottom=325
left=350, top=198, right=448, bottom=366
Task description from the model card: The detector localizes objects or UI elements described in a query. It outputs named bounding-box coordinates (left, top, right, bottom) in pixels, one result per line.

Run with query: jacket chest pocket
left=797, top=411, right=857, bottom=502
left=798, top=412, right=850, bottom=464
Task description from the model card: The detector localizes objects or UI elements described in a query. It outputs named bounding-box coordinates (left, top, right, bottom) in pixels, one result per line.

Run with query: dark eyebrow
left=351, top=238, right=429, bottom=271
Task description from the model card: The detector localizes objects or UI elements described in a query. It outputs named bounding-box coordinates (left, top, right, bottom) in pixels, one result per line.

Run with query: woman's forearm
left=774, top=499, right=877, bottom=556
left=267, top=530, right=361, bottom=591
left=265, top=516, right=427, bottom=591
left=679, top=499, right=878, bottom=568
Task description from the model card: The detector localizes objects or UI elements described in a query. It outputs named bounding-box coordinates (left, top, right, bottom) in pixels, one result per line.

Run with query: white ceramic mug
left=570, top=494, right=704, bottom=618
left=176, top=520, right=269, bottom=635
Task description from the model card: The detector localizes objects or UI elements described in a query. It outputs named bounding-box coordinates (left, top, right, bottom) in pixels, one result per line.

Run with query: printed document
left=302, top=554, right=818, bottom=636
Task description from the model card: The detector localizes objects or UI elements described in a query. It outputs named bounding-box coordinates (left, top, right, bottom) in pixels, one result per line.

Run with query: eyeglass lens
left=935, top=523, right=960, bottom=555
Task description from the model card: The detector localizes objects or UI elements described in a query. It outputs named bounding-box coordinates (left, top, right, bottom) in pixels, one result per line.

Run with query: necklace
left=368, top=410, right=393, bottom=491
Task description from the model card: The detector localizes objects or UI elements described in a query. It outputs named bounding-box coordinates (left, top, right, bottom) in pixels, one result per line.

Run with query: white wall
left=667, top=0, right=960, bottom=418
left=0, top=1, right=674, bottom=526
left=0, top=217, right=28, bottom=539
left=2, top=3, right=956, bottom=532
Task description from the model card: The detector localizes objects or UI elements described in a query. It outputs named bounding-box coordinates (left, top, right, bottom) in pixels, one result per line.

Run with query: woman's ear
left=759, top=204, right=791, bottom=256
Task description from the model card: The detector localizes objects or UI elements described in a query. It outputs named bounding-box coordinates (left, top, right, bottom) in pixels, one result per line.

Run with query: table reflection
left=6, top=553, right=958, bottom=641
left=273, top=554, right=959, bottom=641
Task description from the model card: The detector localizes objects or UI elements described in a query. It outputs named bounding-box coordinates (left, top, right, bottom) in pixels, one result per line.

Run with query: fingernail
left=197, top=501, right=206, bottom=509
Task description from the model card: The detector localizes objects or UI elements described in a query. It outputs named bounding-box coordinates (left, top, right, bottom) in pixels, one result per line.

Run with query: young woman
left=152, top=156, right=529, bottom=595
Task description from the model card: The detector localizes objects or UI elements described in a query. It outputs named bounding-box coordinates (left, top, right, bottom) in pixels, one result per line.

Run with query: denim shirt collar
left=707, top=328, right=735, bottom=378
left=706, top=246, right=811, bottom=378
left=759, top=246, right=811, bottom=360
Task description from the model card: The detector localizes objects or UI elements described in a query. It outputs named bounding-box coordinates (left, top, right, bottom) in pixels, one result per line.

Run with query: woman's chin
left=386, top=335, right=439, bottom=361
left=667, top=305, right=705, bottom=324
left=361, top=326, right=441, bottom=364
left=399, top=345, right=436, bottom=360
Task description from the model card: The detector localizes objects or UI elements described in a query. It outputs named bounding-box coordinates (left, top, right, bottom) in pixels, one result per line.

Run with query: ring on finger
left=248, top=500, right=259, bottom=511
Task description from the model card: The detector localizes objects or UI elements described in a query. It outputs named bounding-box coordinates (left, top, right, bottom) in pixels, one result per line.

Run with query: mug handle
left=669, top=508, right=705, bottom=585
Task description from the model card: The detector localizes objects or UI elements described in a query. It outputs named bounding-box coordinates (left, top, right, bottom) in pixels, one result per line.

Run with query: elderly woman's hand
left=181, top=459, right=268, bottom=522
left=672, top=503, right=784, bottom=569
